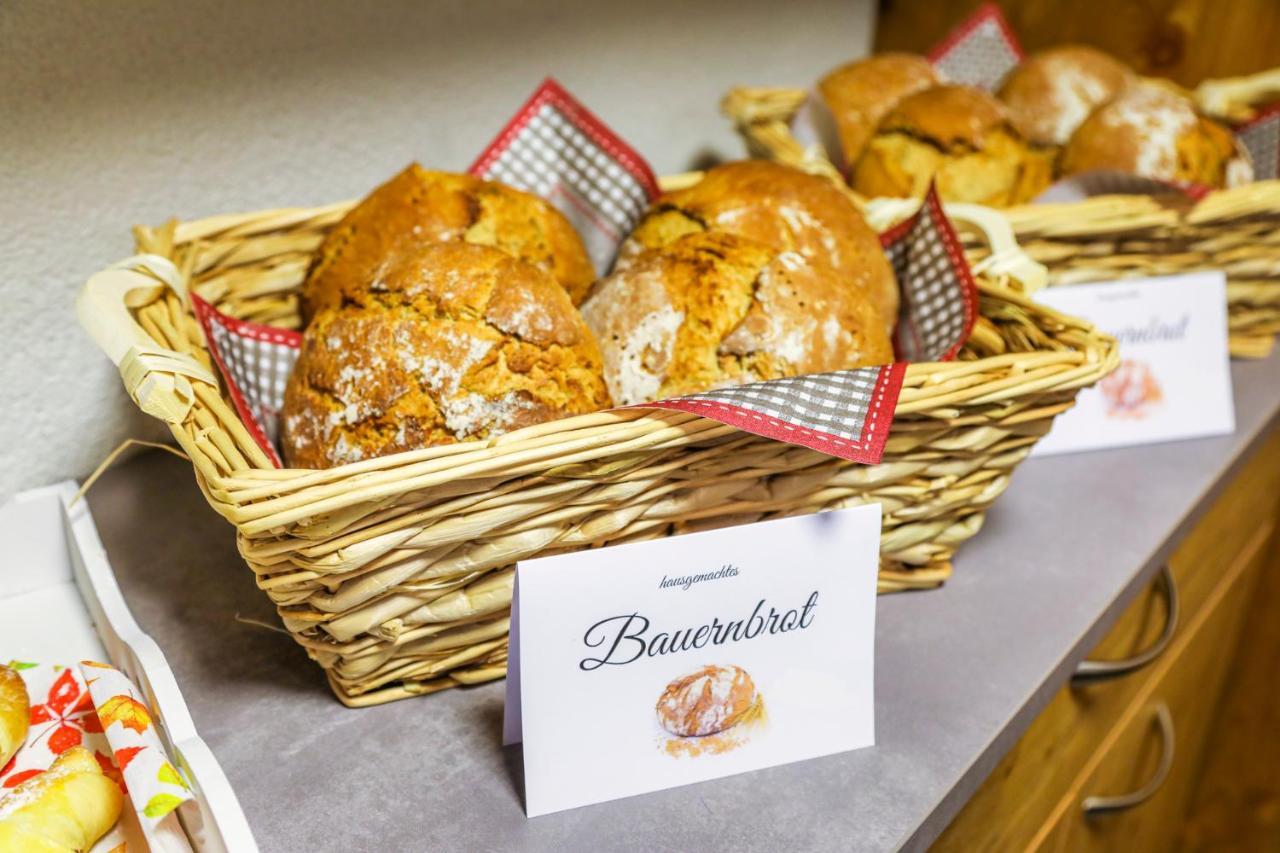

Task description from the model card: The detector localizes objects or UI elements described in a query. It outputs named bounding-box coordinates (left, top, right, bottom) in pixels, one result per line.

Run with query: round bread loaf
left=617, top=161, right=898, bottom=333
left=851, top=84, right=1054, bottom=207
left=997, top=45, right=1134, bottom=147
left=282, top=242, right=611, bottom=468
left=1060, top=83, right=1253, bottom=188
left=656, top=665, right=758, bottom=738
left=582, top=231, right=893, bottom=406
left=302, top=164, right=595, bottom=319
left=818, top=53, right=940, bottom=167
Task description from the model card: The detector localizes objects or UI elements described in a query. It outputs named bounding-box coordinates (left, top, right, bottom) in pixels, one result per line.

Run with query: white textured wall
left=0, top=0, right=873, bottom=498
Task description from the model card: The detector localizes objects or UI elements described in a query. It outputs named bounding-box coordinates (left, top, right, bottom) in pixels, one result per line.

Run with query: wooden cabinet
left=934, top=426, right=1280, bottom=851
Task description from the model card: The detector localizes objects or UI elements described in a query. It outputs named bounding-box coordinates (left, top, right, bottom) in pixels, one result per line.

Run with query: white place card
left=503, top=505, right=881, bottom=817
left=1032, top=271, right=1235, bottom=456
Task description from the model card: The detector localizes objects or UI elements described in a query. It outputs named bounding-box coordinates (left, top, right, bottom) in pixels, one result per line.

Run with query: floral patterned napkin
left=1, top=660, right=194, bottom=852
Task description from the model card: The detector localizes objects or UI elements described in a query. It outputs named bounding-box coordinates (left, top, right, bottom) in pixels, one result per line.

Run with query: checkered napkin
left=928, top=2, right=1023, bottom=90
left=1238, top=108, right=1280, bottom=181
left=190, top=80, right=978, bottom=467
left=931, top=5, right=1277, bottom=185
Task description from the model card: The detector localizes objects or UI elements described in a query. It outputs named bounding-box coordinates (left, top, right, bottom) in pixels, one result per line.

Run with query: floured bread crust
left=818, top=52, right=940, bottom=167
left=616, top=161, right=898, bottom=332
left=282, top=242, right=611, bottom=468
left=998, top=45, right=1134, bottom=147
left=656, top=665, right=758, bottom=737
left=852, top=84, right=1055, bottom=207
left=1060, top=83, right=1253, bottom=188
left=303, top=164, right=596, bottom=319
left=582, top=232, right=892, bottom=406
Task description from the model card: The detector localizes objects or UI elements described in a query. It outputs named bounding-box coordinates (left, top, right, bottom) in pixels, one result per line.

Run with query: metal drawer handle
left=1073, top=564, right=1179, bottom=685
left=1083, top=703, right=1176, bottom=817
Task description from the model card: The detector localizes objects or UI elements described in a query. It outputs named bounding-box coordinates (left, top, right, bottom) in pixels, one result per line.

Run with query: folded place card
left=1032, top=272, right=1235, bottom=456
left=503, top=505, right=881, bottom=817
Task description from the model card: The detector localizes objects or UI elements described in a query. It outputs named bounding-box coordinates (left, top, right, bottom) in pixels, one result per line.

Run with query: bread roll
left=283, top=241, right=611, bottom=468
left=997, top=45, right=1134, bottom=147
left=0, top=665, right=28, bottom=771
left=657, top=665, right=758, bottom=737
left=582, top=232, right=892, bottom=405
left=303, top=164, right=595, bottom=318
left=1061, top=83, right=1253, bottom=188
left=852, top=84, right=1054, bottom=207
left=818, top=53, right=940, bottom=166
left=618, top=161, right=898, bottom=332
left=0, top=747, right=123, bottom=853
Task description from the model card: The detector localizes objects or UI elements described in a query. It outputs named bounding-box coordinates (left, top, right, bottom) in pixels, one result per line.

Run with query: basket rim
left=77, top=199, right=1118, bottom=531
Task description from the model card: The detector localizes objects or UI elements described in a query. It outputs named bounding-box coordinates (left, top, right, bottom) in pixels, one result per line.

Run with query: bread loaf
left=997, top=46, right=1134, bottom=147
left=818, top=53, right=939, bottom=167
left=582, top=231, right=892, bottom=406
left=618, top=161, right=898, bottom=332
left=657, top=665, right=758, bottom=737
left=283, top=241, right=611, bottom=468
left=303, top=164, right=595, bottom=318
left=1060, top=83, right=1252, bottom=188
left=0, top=665, right=28, bottom=771
left=0, top=747, right=123, bottom=853
left=851, top=84, right=1054, bottom=207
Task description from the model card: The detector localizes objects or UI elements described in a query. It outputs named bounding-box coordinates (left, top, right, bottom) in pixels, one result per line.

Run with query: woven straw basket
left=722, top=68, right=1280, bottom=359
left=77, top=185, right=1116, bottom=706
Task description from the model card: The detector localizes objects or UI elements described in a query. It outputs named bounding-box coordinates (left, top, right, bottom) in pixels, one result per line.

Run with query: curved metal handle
left=1082, top=703, right=1176, bottom=817
left=1073, top=564, right=1179, bottom=686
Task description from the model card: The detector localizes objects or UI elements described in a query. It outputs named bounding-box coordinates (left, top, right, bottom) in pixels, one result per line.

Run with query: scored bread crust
left=0, top=746, right=124, bottom=853
left=302, top=164, right=596, bottom=318
left=582, top=231, right=893, bottom=406
left=852, top=84, right=1054, bottom=207
left=818, top=53, right=940, bottom=167
left=0, top=665, right=28, bottom=771
left=997, top=45, right=1134, bottom=147
left=1060, top=83, right=1253, bottom=188
left=282, top=241, right=611, bottom=469
left=616, top=161, right=898, bottom=333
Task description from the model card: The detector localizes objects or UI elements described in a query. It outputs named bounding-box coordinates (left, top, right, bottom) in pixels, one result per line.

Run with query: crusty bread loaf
left=582, top=231, right=892, bottom=405
left=617, top=161, right=898, bottom=333
left=997, top=45, right=1134, bottom=147
left=852, top=84, right=1054, bottom=207
left=818, top=53, right=939, bottom=167
left=303, top=164, right=595, bottom=318
left=657, top=665, right=758, bottom=738
left=283, top=241, right=611, bottom=468
left=0, top=747, right=123, bottom=853
left=0, top=665, right=28, bottom=771
left=1060, top=83, right=1253, bottom=188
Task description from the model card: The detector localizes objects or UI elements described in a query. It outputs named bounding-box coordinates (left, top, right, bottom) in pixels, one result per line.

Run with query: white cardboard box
left=0, top=481, right=257, bottom=852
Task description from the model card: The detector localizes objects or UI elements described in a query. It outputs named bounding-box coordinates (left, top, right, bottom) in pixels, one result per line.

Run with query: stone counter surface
left=85, top=349, right=1280, bottom=852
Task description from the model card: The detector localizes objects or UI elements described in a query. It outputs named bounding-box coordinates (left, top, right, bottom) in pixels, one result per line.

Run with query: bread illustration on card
left=1100, top=359, right=1163, bottom=420
left=656, top=665, right=765, bottom=756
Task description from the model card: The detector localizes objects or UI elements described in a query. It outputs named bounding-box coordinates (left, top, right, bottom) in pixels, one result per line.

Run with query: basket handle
left=861, top=198, right=1049, bottom=293
left=76, top=255, right=219, bottom=425
left=1195, top=67, right=1280, bottom=122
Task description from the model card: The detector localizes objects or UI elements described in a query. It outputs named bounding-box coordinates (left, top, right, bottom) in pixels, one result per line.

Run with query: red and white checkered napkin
left=191, top=80, right=978, bottom=468
left=1238, top=107, right=1280, bottom=181
left=928, top=2, right=1023, bottom=91
left=931, top=5, right=1279, bottom=184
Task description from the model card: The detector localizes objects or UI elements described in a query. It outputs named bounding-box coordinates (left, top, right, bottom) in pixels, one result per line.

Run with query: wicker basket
left=722, top=72, right=1280, bottom=360
left=77, top=193, right=1116, bottom=706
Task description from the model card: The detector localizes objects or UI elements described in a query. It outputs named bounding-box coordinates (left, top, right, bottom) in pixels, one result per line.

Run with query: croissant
left=0, top=665, right=28, bottom=769
left=0, top=746, right=123, bottom=852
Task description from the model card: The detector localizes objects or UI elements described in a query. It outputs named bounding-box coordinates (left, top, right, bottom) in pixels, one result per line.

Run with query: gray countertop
left=85, top=347, right=1280, bottom=853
